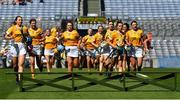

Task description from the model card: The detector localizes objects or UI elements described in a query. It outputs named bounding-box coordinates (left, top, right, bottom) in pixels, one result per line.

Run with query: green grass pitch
left=1, top=68, right=180, bottom=99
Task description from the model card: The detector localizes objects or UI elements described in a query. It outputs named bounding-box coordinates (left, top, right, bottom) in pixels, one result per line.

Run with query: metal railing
left=7, top=71, right=180, bottom=92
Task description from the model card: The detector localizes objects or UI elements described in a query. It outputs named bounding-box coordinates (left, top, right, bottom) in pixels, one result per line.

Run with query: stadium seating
left=0, top=0, right=79, bottom=19
left=104, top=0, right=180, bottom=19
left=150, top=40, right=180, bottom=58
left=0, top=0, right=79, bottom=35
left=104, top=0, right=180, bottom=38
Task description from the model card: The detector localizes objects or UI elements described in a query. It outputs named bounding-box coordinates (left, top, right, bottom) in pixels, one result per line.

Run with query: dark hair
left=29, top=18, right=36, bottom=24
left=56, top=27, right=62, bottom=32
left=108, top=20, right=113, bottom=25
left=66, top=21, right=74, bottom=30
left=13, top=16, right=22, bottom=25
left=98, top=25, right=104, bottom=29
left=116, top=21, right=123, bottom=28
left=123, top=23, right=130, bottom=30
left=131, top=20, right=137, bottom=25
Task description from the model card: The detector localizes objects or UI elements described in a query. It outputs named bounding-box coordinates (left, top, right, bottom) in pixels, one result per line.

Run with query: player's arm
left=80, top=36, right=87, bottom=50
left=76, top=32, right=82, bottom=49
left=141, top=31, right=145, bottom=46
left=77, top=36, right=83, bottom=49
left=5, top=26, right=13, bottom=40
left=5, top=32, right=13, bottom=40
left=91, top=36, right=98, bottom=48
left=58, top=32, right=64, bottom=41
left=106, top=37, right=116, bottom=49
left=39, top=31, right=46, bottom=45
left=91, top=42, right=98, bottom=48
left=125, top=32, right=132, bottom=46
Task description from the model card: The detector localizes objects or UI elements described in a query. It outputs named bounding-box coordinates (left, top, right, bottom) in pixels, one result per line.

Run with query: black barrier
left=7, top=71, right=180, bottom=92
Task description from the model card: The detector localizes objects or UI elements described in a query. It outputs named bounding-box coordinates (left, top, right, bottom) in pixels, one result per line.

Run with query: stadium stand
left=0, top=0, right=79, bottom=19
left=0, top=0, right=80, bottom=36
left=103, top=0, right=180, bottom=38
left=104, top=0, right=180, bottom=19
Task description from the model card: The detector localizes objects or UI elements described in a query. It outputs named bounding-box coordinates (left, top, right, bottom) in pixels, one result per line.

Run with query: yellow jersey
left=6, top=25, right=28, bottom=42
left=28, top=28, right=43, bottom=45
left=94, top=32, right=103, bottom=46
left=104, top=29, right=118, bottom=46
left=126, top=29, right=144, bottom=46
left=112, top=31, right=125, bottom=46
left=44, top=36, right=57, bottom=49
left=62, top=30, right=79, bottom=46
left=82, top=35, right=95, bottom=49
